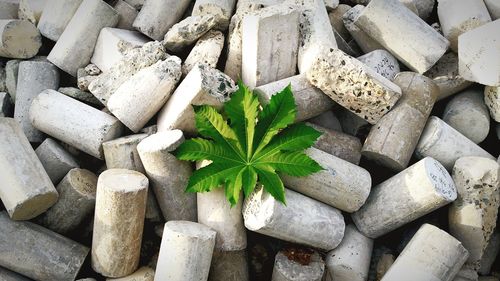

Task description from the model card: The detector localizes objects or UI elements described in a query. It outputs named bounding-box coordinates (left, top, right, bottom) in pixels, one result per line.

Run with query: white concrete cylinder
left=342, top=5, right=384, bottom=54
left=0, top=211, right=89, bottom=281
left=281, top=147, right=371, bottom=212
left=35, top=138, right=79, bottom=183
left=325, top=224, right=373, bottom=281
left=381, top=224, right=469, bottom=281
left=0, top=118, right=58, bottom=220
left=154, top=221, right=216, bottom=281
left=182, top=30, right=225, bottom=76
left=0, top=20, right=41, bottom=58
left=254, top=75, right=334, bottom=122
left=36, top=168, right=97, bottom=235
left=442, top=89, right=490, bottom=144
left=137, top=130, right=197, bottom=222
left=352, top=157, right=457, bottom=238
left=354, top=0, right=449, bottom=74
left=47, top=0, right=119, bottom=76
left=37, top=0, right=83, bottom=41
left=242, top=4, right=299, bottom=87
left=132, top=0, right=190, bottom=40
left=357, top=50, right=400, bottom=81
left=437, top=0, right=491, bottom=52
left=14, top=60, right=59, bottom=142
left=108, top=57, right=182, bottom=132
left=29, top=89, right=124, bottom=159
left=415, top=116, right=495, bottom=170
left=92, top=169, right=148, bottom=278
left=243, top=187, right=345, bottom=251
left=271, top=250, right=325, bottom=281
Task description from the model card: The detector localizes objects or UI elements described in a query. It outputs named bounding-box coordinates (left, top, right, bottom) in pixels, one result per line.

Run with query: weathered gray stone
left=0, top=266, right=31, bottom=281
left=243, top=186, right=345, bottom=251
left=0, top=20, right=41, bottom=58
left=0, top=0, right=19, bottom=19
left=182, top=30, right=224, bottom=76
left=0, top=118, right=58, bottom=220
left=35, top=138, right=79, bottom=183
left=307, top=110, right=342, bottom=132
left=29, top=89, right=124, bottom=159
left=92, top=169, right=148, bottom=278
left=37, top=0, right=83, bottom=41
left=306, top=47, right=402, bottom=125
left=381, top=224, right=468, bottom=281
left=163, top=15, right=219, bottom=52
left=352, top=157, right=457, bottom=238
left=272, top=250, right=325, bottom=281
left=155, top=221, right=216, bottom=281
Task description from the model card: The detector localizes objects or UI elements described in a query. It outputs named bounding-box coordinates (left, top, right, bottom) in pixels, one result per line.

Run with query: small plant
left=174, top=81, right=323, bottom=206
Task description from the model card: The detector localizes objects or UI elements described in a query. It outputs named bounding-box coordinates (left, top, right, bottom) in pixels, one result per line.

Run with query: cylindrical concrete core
left=0, top=20, right=42, bottom=59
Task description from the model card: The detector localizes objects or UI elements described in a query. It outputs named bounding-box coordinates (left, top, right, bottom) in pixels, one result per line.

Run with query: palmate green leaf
left=225, top=81, right=259, bottom=160
left=256, top=151, right=324, bottom=177
left=185, top=162, right=245, bottom=193
left=254, top=164, right=286, bottom=205
left=241, top=165, right=258, bottom=197
left=173, top=138, right=244, bottom=165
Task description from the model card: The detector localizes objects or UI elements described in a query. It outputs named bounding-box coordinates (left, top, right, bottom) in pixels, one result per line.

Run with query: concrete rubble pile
left=0, top=0, right=499, bottom=280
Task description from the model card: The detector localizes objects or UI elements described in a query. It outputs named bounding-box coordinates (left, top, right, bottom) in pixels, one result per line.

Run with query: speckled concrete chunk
left=306, top=47, right=402, bottom=124
left=352, top=157, right=457, bottom=238
left=35, top=138, right=79, bottom=183
left=92, top=169, right=148, bottom=278
left=272, top=250, right=325, bottom=281
left=0, top=20, right=41, bottom=58
left=243, top=187, right=345, bottom=251
left=163, top=15, right=219, bottom=52
left=192, top=0, right=236, bottom=30
left=0, top=118, right=58, bottom=220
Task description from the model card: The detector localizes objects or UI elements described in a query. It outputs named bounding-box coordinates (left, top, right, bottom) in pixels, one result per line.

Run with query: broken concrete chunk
left=459, top=20, right=500, bottom=86
left=272, top=250, right=325, bottom=281
left=163, top=14, right=219, bottom=52
left=357, top=50, right=400, bottom=81
left=438, top=0, right=492, bottom=52
left=0, top=20, right=42, bottom=59
left=415, top=116, right=495, bottom=170
left=157, top=63, right=237, bottom=135
left=425, top=52, right=474, bottom=100
left=88, top=41, right=168, bottom=104
left=113, top=0, right=138, bottom=30
left=91, top=28, right=150, bottom=73
left=133, top=0, right=191, bottom=41
left=14, top=60, right=60, bottom=142
left=354, top=0, right=449, bottom=74
left=192, top=0, right=236, bottom=30
left=0, top=211, right=89, bottom=280
left=449, top=156, right=500, bottom=270
left=362, top=72, right=438, bottom=171
left=92, top=169, right=148, bottom=278
left=485, top=86, right=500, bottom=122
left=47, top=0, right=119, bottom=76
left=442, top=88, right=490, bottom=144
left=254, top=75, right=334, bottom=122
left=18, top=0, right=46, bottom=25
left=35, top=138, right=79, bottom=184
left=381, top=224, right=468, bottom=281
left=241, top=4, right=300, bottom=87
left=306, top=47, right=402, bottom=125
left=352, top=157, right=457, bottom=238
left=182, top=30, right=224, bottom=76
left=0, top=118, right=58, bottom=220
left=29, top=89, right=124, bottom=159
left=37, top=0, right=83, bottom=41
left=243, top=186, right=345, bottom=251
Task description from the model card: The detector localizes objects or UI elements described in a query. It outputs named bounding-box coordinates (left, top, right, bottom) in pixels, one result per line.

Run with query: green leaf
left=185, top=162, right=245, bottom=193
left=241, top=166, right=258, bottom=197
left=256, top=151, right=324, bottom=177
left=253, top=84, right=297, bottom=156
left=224, top=82, right=260, bottom=160
left=254, top=165, right=286, bottom=205
left=174, top=138, right=244, bottom=164
left=225, top=168, right=244, bottom=206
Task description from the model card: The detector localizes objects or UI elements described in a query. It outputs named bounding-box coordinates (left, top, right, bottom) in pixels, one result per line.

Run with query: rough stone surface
left=306, top=47, right=402, bottom=125
left=92, top=169, right=148, bottom=278
left=415, top=116, right=495, bottom=170
left=325, top=224, right=373, bottom=281
left=381, top=224, right=468, bottom=281
left=35, top=138, right=80, bottom=183
left=362, top=72, right=438, bottom=171
left=155, top=221, right=216, bottom=281
left=163, top=15, right=219, bottom=52
left=443, top=88, right=490, bottom=144
left=354, top=0, right=449, bottom=74
left=357, top=50, right=400, bottom=81
left=352, top=157, right=457, bottom=238
left=485, top=86, right=500, bottom=122
left=449, top=157, right=500, bottom=270
left=243, top=186, right=345, bottom=251
left=88, top=41, right=168, bottom=105
left=47, top=0, right=119, bottom=76
left=182, top=30, right=224, bottom=76
left=0, top=20, right=42, bottom=59
left=0, top=118, right=58, bottom=220
left=271, top=250, right=325, bottom=281
left=29, top=89, right=124, bottom=159
left=37, top=0, right=83, bottom=41
left=157, top=63, right=237, bottom=135
left=425, top=52, right=474, bottom=100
